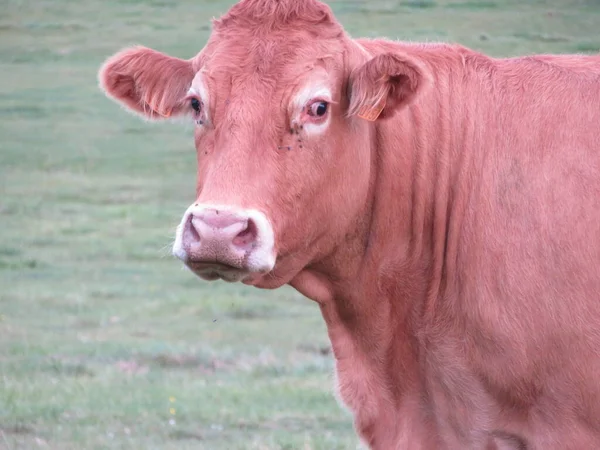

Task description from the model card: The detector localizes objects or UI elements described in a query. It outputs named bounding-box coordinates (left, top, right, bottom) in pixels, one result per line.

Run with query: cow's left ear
left=347, top=52, right=432, bottom=121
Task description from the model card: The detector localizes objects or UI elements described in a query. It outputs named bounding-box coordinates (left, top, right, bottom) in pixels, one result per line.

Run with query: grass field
left=1, top=0, right=599, bottom=448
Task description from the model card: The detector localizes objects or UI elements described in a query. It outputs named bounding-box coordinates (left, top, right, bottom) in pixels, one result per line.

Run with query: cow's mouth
left=186, top=260, right=251, bottom=283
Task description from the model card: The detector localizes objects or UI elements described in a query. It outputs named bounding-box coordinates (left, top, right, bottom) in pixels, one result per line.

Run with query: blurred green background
left=1, top=0, right=599, bottom=448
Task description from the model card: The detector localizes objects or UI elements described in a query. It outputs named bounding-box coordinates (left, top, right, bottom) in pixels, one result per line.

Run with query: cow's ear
left=98, top=46, right=195, bottom=120
left=348, top=52, right=431, bottom=121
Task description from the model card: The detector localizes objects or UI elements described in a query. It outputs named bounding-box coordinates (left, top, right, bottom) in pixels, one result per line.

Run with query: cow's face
left=99, top=0, right=429, bottom=288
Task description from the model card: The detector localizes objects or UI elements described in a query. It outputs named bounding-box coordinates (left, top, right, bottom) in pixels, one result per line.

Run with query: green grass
left=1, top=0, right=598, bottom=448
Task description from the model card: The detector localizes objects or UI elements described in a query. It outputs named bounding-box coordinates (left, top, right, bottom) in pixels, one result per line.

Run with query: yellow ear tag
left=357, top=98, right=386, bottom=121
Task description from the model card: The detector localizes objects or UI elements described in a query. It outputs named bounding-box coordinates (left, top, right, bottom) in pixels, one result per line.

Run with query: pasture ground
left=1, top=0, right=599, bottom=448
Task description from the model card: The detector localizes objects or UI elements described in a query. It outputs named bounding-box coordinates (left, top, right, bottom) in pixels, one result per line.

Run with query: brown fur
left=98, top=1, right=600, bottom=448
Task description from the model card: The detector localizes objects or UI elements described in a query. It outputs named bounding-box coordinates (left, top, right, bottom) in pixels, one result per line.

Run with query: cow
left=97, top=0, right=600, bottom=448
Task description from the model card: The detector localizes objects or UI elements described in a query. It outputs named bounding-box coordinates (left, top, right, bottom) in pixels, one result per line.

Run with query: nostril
left=233, top=218, right=258, bottom=249
left=184, top=213, right=201, bottom=245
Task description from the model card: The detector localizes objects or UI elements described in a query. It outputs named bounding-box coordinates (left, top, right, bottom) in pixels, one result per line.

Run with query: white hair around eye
left=186, top=73, right=211, bottom=127
left=291, top=82, right=334, bottom=136
left=293, top=83, right=332, bottom=110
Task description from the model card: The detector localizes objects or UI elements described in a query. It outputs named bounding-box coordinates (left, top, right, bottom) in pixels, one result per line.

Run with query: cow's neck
left=291, top=43, right=470, bottom=448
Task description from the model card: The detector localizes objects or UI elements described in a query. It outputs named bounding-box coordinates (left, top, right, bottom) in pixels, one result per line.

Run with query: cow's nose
left=189, top=210, right=258, bottom=250
left=173, top=205, right=276, bottom=280
left=181, top=208, right=258, bottom=265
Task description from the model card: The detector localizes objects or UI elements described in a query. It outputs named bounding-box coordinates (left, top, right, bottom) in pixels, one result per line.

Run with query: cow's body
left=302, top=40, right=600, bottom=450
left=98, top=1, right=600, bottom=448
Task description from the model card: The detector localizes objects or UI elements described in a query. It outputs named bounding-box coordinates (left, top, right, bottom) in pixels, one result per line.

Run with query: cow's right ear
left=98, top=46, right=195, bottom=120
left=347, top=52, right=432, bottom=121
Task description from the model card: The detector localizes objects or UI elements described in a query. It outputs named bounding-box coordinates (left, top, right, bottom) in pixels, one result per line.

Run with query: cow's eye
left=308, top=101, right=328, bottom=117
left=190, top=97, right=202, bottom=113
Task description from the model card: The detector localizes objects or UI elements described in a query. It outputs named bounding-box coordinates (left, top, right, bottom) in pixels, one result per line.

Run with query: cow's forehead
left=198, top=22, right=347, bottom=87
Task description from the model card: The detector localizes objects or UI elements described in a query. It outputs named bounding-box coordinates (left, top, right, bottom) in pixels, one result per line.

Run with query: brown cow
left=98, top=0, right=600, bottom=448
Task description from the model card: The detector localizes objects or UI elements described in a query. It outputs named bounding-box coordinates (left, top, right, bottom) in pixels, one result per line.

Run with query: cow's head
left=98, top=0, right=429, bottom=288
